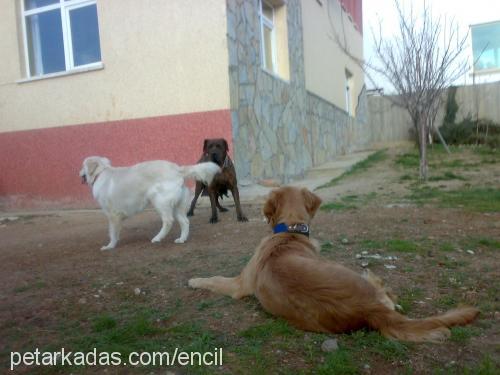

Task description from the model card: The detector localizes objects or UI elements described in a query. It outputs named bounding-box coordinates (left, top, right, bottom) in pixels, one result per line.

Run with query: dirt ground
left=1, top=146, right=499, bottom=374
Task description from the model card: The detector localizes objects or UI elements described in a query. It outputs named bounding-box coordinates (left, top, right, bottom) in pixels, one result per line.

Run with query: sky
left=362, top=0, right=500, bottom=91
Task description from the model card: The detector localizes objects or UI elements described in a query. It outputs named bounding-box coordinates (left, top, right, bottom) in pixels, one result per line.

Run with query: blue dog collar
left=273, top=223, right=310, bottom=237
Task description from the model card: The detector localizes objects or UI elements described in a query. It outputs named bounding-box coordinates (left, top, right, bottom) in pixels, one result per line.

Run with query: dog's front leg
left=230, top=186, right=248, bottom=222
left=102, top=215, right=122, bottom=250
left=189, top=248, right=259, bottom=298
left=208, top=190, right=219, bottom=223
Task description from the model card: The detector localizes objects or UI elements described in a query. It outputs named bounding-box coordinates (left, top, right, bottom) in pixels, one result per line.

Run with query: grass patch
left=319, top=150, right=387, bottom=188
left=321, top=241, right=335, bottom=253
left=428, top=171, right=466, bottom=181
left=398, top=287, right=425, bottom=313
left=395, top=152, right=420, bottom=168
left=239, top=319, right=299, bottom=342
left=316, top=349, right=358, bottom=375
left=407, top=186, right=500, bottom=212
left=13, top=280, right=46, bottom=293
left=439, top=242, right=456, bottom=252
left=386, top=239, right=420, bottom=253
left=450, top=326, right=479, bottom=343
left=464, top=237, right=500, bottom=251
left=321, top=193, right=377, bottom=212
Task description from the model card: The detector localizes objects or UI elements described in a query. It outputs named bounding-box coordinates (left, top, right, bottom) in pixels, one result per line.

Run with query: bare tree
left=329, top=0, right=468, bottom=180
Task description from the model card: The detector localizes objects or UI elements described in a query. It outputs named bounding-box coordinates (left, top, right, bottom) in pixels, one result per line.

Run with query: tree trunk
left=419, top=119, right=428, bottom=180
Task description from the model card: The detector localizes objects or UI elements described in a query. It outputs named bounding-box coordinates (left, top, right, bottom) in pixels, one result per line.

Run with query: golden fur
left=189, top=187, right=479, bottom=342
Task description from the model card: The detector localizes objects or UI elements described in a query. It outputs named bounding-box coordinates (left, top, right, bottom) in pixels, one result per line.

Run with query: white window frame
left=259, top=0, right=278, bottom=75
left=345, top=69, right=353, bottom=116
left=21, top=0, right=102, bottom=78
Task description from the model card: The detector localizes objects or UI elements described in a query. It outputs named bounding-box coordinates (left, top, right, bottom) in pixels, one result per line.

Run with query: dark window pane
left=26, top=10, right=65, bottom=75
left=24, top=0, right=58, bottom=10
left=70, top=4, right=101, bottom=66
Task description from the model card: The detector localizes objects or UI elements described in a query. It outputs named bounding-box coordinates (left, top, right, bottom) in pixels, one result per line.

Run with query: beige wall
left=301, top=0, right=364, bottom=113
left=0, top=0, right=230, bottom=132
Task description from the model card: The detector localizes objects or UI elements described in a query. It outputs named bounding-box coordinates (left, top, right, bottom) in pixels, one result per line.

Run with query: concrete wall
left=366, top=80, right=500, bottom=147
left=227, top=0, right=368, bottom=184
left=367, top=96, right=413, bottom=146
left=0, top=0, right=230, bottom=132
left=453, top=81, right=500, bottom=123
left=302, top=0, right=364, bottom=111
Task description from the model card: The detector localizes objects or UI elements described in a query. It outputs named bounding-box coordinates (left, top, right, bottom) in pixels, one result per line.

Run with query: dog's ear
left=263, top=190, right=281, bottom=225
left=223, top=139, right=229, bottom=153
left=86, top=159, right=100, bottom=177
left=203, top=139, right=209, bottom=153
left=301, top=188, right=322, bottom=218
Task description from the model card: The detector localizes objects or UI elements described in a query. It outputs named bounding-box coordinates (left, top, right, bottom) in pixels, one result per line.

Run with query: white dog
left=80, top=156, right=220, bottom=250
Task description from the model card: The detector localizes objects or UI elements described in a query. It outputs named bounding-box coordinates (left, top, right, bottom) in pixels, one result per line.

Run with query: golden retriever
left=189, top=186, right=479, bottom=342
left=80, top=156, right=220, bottom=250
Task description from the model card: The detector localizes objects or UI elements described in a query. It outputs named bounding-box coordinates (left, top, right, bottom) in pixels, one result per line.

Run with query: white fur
left=79, top=156, right=220, bottom=250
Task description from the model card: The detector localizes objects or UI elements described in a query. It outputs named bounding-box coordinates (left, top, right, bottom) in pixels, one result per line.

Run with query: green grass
left=450, top=326, right=479, bottom=343
left=319, top=150, right=387, bottom=188
left=321, top=193, right=377, bottom=212
left=316, top=349, right=358, bottom=375
left=428, top=171, right=466, bottom=181
left=439, top=242, right=456, bottom=252
left=395, top=152, right=420, bottom=168
left=464, top=237, right=500, bottom=251
left=386, top=239, right=420, bottom=253
left=407, top=186, right=500, bottom=212
left=321, top=241, right=335, bottom=253
left=13, top=280, right=47, bottom=293
left=398, top=287, right=425, bottom=313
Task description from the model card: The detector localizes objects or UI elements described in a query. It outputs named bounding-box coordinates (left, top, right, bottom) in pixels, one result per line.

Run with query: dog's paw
left=188, top=278, right=203, bottom=289
left=100, top=245, right=115, bottom=251
left=238, top=215, right=248, bottom=222
left=209, top=216, right=218, bottom=224
left=174, top=238, right=186, bottom=244
left=187, top=210, right=194, bottom=217
left=151, top=236, right=162, bottom=243
left=218, top=207, right=229, bottom=212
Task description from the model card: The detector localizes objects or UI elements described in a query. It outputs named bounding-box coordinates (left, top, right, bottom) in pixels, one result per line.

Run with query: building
left=0, top=0, right=365, bottom=209
left=470, top=20, right=500, bottom=84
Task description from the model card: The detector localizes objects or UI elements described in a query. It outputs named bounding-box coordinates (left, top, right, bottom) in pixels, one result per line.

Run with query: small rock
left=116, top=282, right=124, bottom=285
left=494, top=311, right=500, bottom=320
left=93, top=294, right=100, bottom=298
left=321, top=338, right=339, bottom=352
left=466, top=250, right=475, bottom=255
left=7, top=216, right=19, bottom=222
left=134, top=288, right=141, bottom=295
left=78, top=297, right=87, bottom=304
left=341, top=238, right=349, bottom=244
left=384, top=264, right=397, bottom=269
left=415, top=255, right=422, bottom=261
left=364, top=364, right=371, bottom=370
left=361, top=250, right=368, bottom=255
left=361, top=261, right=369, bottom=268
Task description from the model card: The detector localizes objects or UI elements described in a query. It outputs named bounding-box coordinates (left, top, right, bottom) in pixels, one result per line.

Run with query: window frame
left=20, top=0, right=102, bottom=78
left=259, top=0, right=278, bottom=75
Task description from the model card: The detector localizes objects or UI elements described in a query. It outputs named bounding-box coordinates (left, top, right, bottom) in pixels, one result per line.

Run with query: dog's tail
left=367, top=304, right=479, bottom=342
left=179, top=162, right=221, bottom=185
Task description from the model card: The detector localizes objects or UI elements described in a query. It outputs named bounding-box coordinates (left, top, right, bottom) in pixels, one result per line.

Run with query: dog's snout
left=81, top=174, right=87, bottom=184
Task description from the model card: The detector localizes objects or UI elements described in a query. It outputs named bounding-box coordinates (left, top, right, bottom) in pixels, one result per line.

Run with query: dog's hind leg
left=187, top=182, right=203, bottom=216
left=216, top=198, right=228, bottom=212
left=102, top=215, right=122, bottom=250
left=174, top=188, right=190, bottom=243
left=152, top=213, right=173, bottom=243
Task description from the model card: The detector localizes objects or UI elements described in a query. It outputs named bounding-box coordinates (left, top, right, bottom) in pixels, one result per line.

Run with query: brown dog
left=187, top=138, right=247, bottom=223
left=189, top=187, right=479, bottom=342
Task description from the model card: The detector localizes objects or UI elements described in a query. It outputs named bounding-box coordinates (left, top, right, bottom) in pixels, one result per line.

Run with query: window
left=471, top=21, right=500, bottom=73
left=260, top=1, right=277, bottom=73
left=21, top=0, right=102, bottom=77
left=345, top=69, right=353, bottom=116
left=259, top=0, right=289, bottom=80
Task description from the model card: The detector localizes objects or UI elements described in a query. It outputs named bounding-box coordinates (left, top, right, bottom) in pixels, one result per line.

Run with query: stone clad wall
left=227, top=0, right=369, bottom=184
